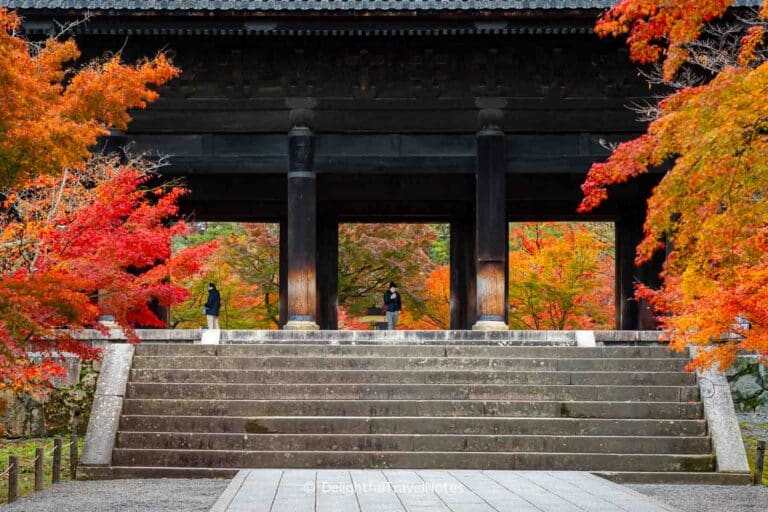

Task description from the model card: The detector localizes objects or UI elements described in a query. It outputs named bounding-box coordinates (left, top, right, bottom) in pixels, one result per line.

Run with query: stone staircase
left=94, top=338, right=751, bottom=483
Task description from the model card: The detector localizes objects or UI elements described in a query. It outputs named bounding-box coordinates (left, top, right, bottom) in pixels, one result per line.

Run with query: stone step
left=124, top=382, right=698, bottom=401
left=122, top=398, right=703, bottom=419
left=81, top=465, right=750, bottom=485
left=110, top=448, right=716, bottom=472
left=134, top=343, right=685, bottom=359
left=595, top=471, right=753, bottom=485
left=118, top=415, right=708, bottom=436
left=116, top=432, right=712, bottom=454
left=78, top=465, right=238, bottom=480
left=130, top=356, right=688, bottom=371
left=128, top=368, right=696, bottom=386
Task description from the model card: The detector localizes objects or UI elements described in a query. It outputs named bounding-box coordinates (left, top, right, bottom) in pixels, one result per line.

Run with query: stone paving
left=210, top=469, right=680, bottom=512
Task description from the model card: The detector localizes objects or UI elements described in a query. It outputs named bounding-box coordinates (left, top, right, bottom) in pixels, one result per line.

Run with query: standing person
left=204, top=283, right=221, bottom=329
left=383, top=281, right=402, bottom=331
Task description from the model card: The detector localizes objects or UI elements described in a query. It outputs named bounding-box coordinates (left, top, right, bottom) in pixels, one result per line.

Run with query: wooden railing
left=2, top=435, right=78, bottom=503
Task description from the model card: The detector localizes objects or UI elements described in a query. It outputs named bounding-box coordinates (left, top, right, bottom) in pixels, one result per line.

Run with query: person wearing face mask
left=383, top=281, right=402, bottom=331
left=204, top=282, right=221, bottom=329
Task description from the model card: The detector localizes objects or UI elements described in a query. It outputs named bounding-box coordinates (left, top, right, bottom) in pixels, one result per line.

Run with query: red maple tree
left=1, top=157, right=214, bottom=391
left=0, top=8, right=210, bottom=390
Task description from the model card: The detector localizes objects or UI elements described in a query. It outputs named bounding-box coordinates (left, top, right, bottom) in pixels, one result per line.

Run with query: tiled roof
left=0, top=1, right=626, bottom=11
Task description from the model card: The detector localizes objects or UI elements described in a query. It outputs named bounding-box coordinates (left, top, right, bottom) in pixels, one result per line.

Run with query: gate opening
left=338, top=223, right=449, bottom=331
left=173, top=222, right=280, bottom=329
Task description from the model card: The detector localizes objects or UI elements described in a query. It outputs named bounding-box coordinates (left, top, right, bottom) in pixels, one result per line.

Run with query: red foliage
left=0, top=160, right=214, bottom=392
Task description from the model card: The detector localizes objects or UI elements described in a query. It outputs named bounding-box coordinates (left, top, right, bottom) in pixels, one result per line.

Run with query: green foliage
left=430, top=224, right=450, bottom=266
left=740, top=420, right=768, bottom=485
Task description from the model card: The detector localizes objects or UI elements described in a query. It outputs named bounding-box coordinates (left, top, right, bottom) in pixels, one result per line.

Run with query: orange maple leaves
left=586, top=0, right=768, bottom=370
left=0, top=8, right=178, bottom=188
left=595, top=0, right=757, bottom=79
left=508, top=223, right=615, bottom=331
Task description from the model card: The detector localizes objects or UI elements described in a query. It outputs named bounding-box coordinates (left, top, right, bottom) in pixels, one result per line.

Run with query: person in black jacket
left=383, top=281, right=402, bottom=330
left=204, top=283, right=221, bottom=329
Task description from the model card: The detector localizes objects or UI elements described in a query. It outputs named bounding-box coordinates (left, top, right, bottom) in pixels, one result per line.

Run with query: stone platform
left=76, top=328, right=664, bottom=346
left=210, top=469, right=680, bottom=512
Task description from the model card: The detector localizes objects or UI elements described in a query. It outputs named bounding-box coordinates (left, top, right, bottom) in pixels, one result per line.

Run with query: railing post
left=70, top=434, right=78, bottom=480
left=755, top=440, right=766, bottom=485
left=52, top=438, right=62, bottom=484
left=8, top=455, right=18, bottom=503
left=35, top=447, right=44, bottom=491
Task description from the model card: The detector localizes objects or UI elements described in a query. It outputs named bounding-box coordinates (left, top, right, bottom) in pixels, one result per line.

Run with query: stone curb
left=209, top=470, right=249, bottom=512
left=81, top=344, right=134, bottom=466
left=690, top=347, right=751, bottom=474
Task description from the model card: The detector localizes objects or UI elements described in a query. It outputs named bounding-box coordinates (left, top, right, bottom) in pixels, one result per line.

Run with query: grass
left=0, top=436, right=84, bottom=503
left=741, top=419, right=768, bottom=486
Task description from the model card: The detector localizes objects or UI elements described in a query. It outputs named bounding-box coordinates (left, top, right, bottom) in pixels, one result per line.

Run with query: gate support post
left=317, top=217, right=339, bottom=329
left=285, top=108, right=319, bottom=330
left=615, top=212, right=664, bottom=330
left=450, top=213, right=476, bottom=330
left=473, top=108, right=508, bottom=331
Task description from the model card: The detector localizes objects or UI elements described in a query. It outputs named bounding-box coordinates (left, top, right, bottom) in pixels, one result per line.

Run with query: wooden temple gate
left=13, top=1, right=665, bottom=331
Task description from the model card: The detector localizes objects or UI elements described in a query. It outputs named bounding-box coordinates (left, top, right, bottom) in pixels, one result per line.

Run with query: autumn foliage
left=0, top=9, right=177, bottom=189
left=0, top=9, right=206, bottom=390
left=584, top=1, right=768, bottom=369
left=175, top=222, right=615, bottom=332
left=595, top=0, right=768, bottom=79
left=174, top=224, right=280, bottom=329
left=508, top=223, right=614, bottom=330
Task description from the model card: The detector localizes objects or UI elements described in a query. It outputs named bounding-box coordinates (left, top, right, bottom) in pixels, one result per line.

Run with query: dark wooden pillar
left=317, top=216, right=339, bottom=330
left=279, top=220, right=288, bottom=329
left=615, top=212, right=663, bottom=330
left=450, top=213, right=476, bottom=330
left=615, top=216, right=640, bottom=330
left=284, top=109, right=319, bottom=330
left=473, top=108, right=508, bottom=330
left=637, top=235, right=665, bottom=330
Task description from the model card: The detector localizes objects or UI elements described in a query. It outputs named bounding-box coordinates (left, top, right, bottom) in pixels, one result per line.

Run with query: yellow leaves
left=508, top=223, right=615, bottom=330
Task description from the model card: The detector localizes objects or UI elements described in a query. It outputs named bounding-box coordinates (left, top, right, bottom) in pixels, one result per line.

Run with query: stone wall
left=727, top=356, right=768, bottom=413
left=0, top=357, right=98, bottom=438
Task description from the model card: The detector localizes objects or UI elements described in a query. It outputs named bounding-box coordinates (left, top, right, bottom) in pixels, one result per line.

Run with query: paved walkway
left=210, top=470, right=680, bottom=512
